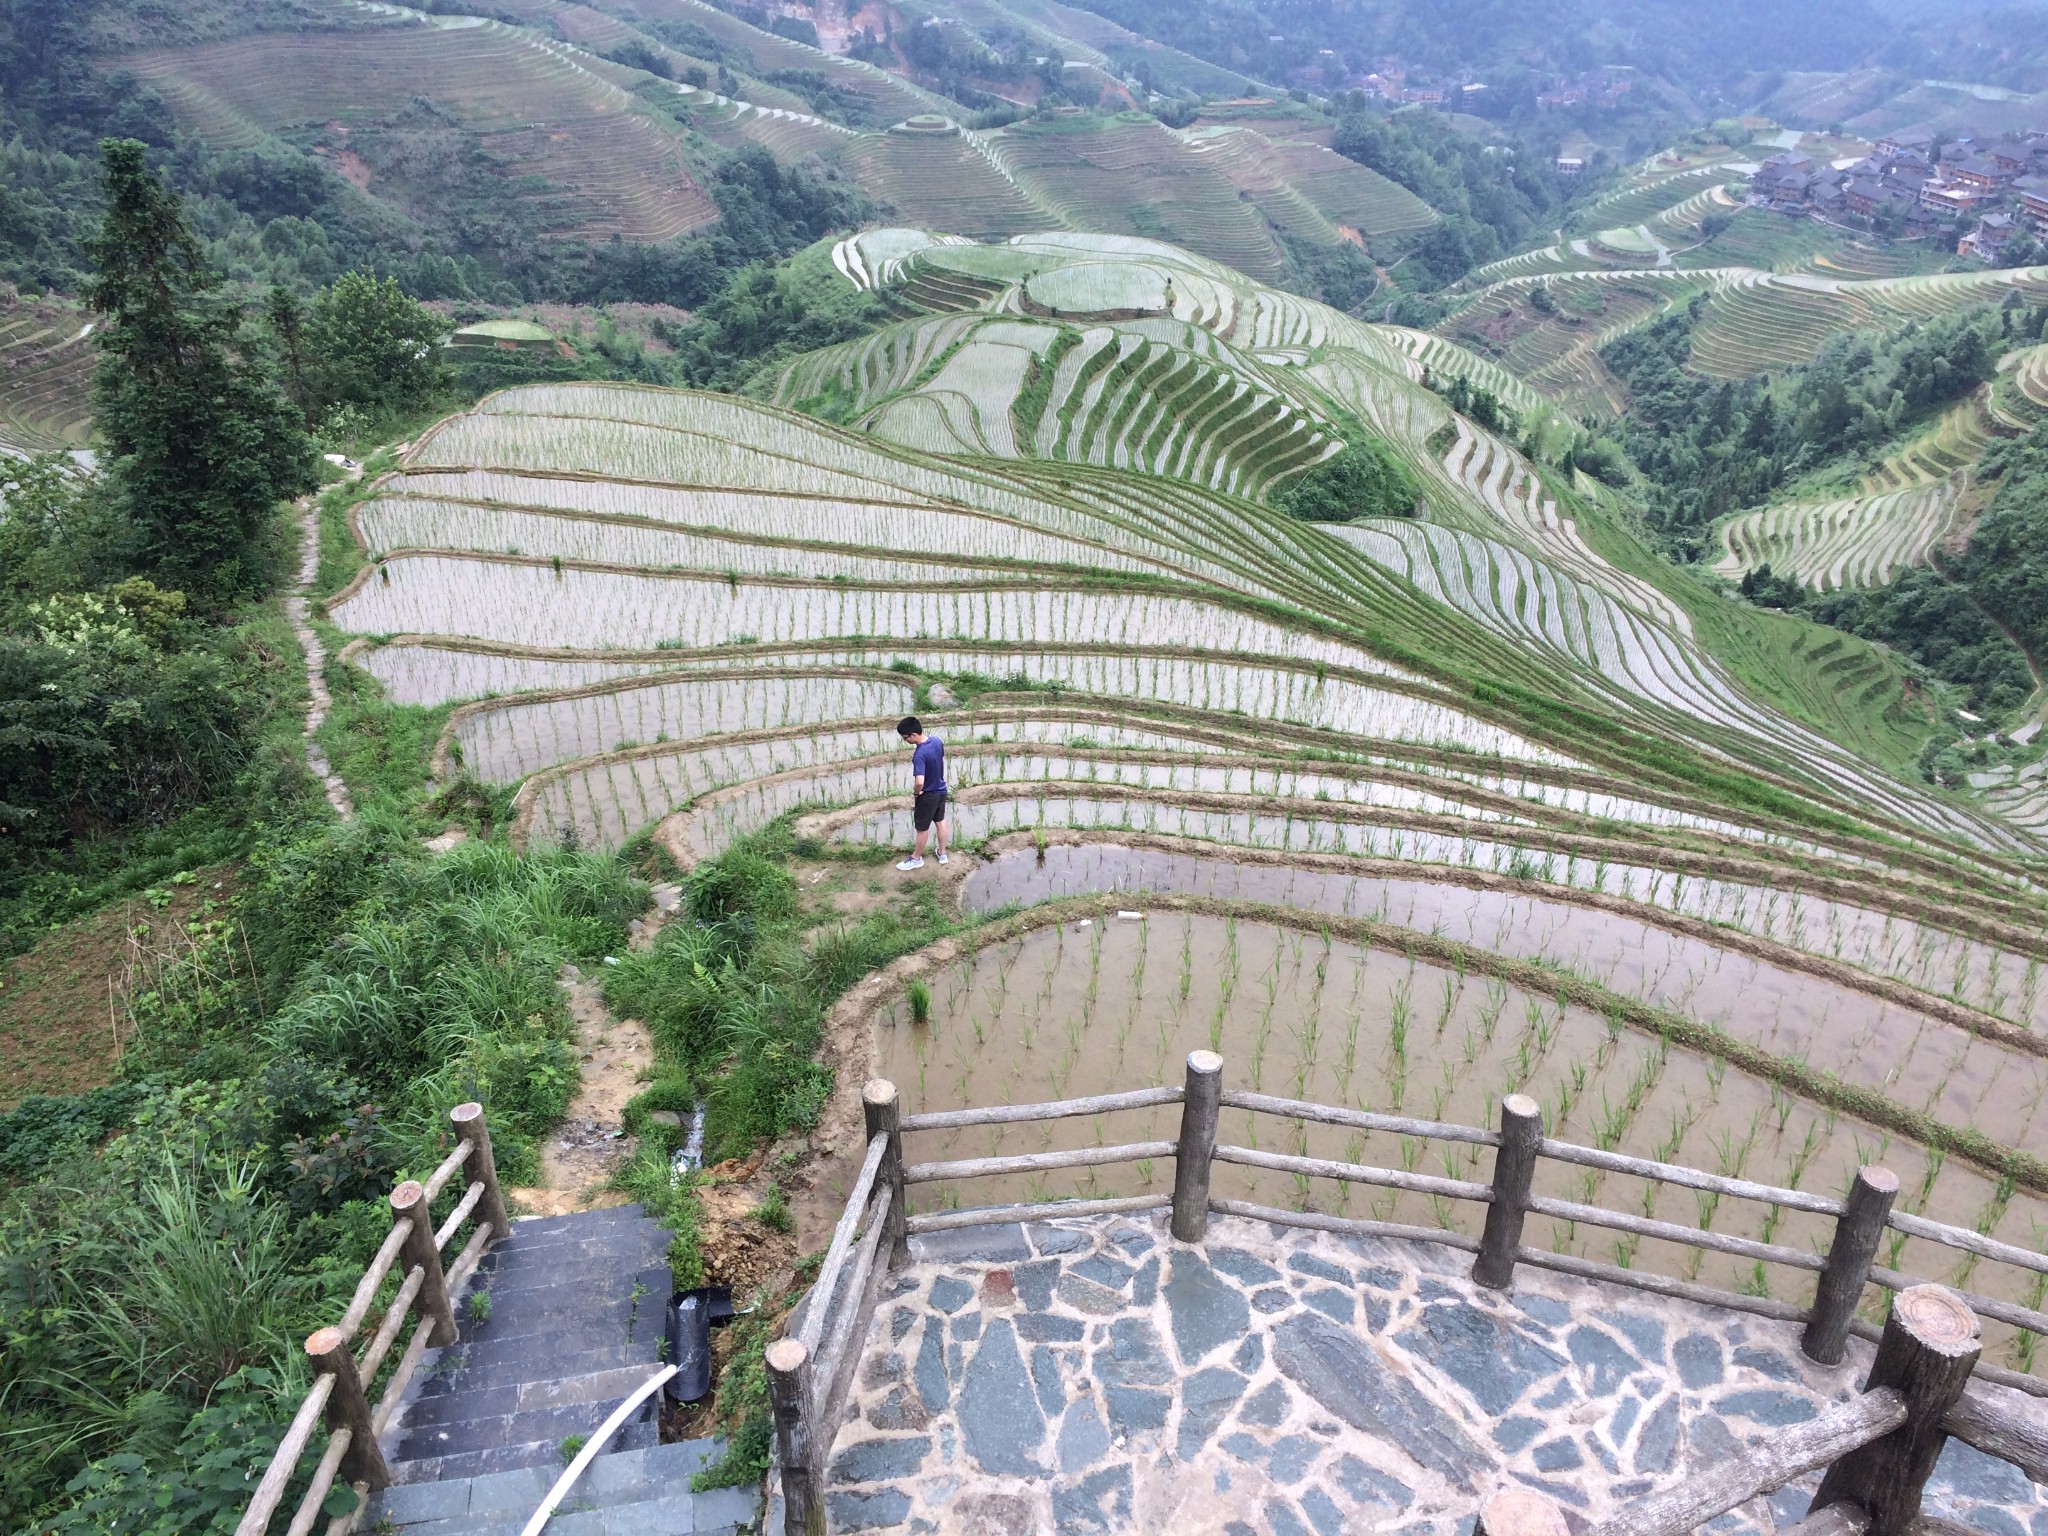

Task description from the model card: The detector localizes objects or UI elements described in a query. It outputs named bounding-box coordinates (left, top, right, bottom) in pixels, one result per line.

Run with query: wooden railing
left=767, top=1054, right=2048, bottom=1536
left=235, top=1103, right=512, bottom=1536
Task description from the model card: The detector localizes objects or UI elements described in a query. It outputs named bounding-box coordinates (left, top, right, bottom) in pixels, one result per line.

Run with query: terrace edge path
left=819, top=1210, right=2048, bottom=1536
left=292, top=496, right=355, bottom=823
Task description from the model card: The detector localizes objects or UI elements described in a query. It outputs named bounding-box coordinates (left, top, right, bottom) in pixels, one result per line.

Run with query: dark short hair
left=897, top=716, right=922, bottom=738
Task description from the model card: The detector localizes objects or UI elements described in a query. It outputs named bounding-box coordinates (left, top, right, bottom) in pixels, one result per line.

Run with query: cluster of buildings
left=1749, top=129, right=2048, bottom=261
left=1534, top=72, right=1636, bottom=111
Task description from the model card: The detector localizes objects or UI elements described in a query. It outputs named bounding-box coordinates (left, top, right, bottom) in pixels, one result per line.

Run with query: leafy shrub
left=283, top=1105, right=392, bottom=1214
left=0, top=1084, right=145, bottom=1180
left=1275, top=438, right=1421, bottom=523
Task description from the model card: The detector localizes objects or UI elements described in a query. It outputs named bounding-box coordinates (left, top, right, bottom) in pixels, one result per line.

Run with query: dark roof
left=1980, top=211, right=2016, bottom=230
left=2016, top=174, right=2048, bottom=197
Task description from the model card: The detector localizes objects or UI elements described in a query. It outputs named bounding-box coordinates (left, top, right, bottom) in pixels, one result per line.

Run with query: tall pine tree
left=86, top=139, right=313, bottom=603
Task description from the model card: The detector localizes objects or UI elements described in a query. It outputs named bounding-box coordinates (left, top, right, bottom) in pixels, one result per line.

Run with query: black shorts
left=913, top=790, right=948, bottom=831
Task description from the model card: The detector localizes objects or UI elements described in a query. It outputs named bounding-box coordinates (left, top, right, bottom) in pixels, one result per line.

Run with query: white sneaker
left=936, top=852, right=949, bottom=865
left=896, top=856, right=924, bottom=871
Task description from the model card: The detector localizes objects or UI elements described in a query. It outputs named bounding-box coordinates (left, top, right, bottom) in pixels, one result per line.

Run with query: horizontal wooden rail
left=798, top=1133, right=889, bottom=1356
left=1525, top=1194, right=1828, bottom=1271
left=901, top=1085, right=1182, bottom=1131
left=337, top=1224, right=411, bottom=1340
left=233, top=1376, right=337, bottom=1536
left=356, top=1267, right=425, bottom=1383
left=1213, top=1143, right=1493, bottom=1203
left=773, top=1069, right=2048, bottom=1536
left=904, top=1139, right=1175, bottom=1184
left=435, top=1181, right=486, bottom=1250
left=1515, top=1246, right=1810, bottom=1324
left=905, top=1194, right=1170, bottom=1234
left=1587, top=1388, right=1906, bottom=1536
left=1219, top=1088, right=1500, bottom=1147
left=1888, top=1210, right=2048, bottom=1277
left=421, top=1138, right=473, bottom=1203
left=1945, top=1387, right=2048, bottom=1484
left=1209, top=1198, right=1482, bottom=1252
left=282, top=1427, right=351, bottom=1536
left=238, top=1104, right=510, bottom=1536
left=1537, top=1138, right=1844, bottom=1215
left=815, top=1186, right=894, bottom=1445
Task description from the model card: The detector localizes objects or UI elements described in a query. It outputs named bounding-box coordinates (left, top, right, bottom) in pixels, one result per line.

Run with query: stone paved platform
left=823, top=1212, right=2048, bottom=1535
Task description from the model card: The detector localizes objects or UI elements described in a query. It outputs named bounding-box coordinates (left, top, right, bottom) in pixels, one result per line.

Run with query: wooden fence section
left=768, top=1054, right=2048, bottom=1536
left=235, top=1103, right=512, bottom=1536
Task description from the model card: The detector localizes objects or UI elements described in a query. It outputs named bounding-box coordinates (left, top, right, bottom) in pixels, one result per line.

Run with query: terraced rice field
left=982, top=117, right=1291, bottom=283
left=0, top=297, right=94, bottom=453
left=112, top=21, right=716, bottom=241
left=1714, top=481, right=1964, bottom=591
left=770, top=312, right=1339, bottom=497
left=1686, top=273, right=1875, bottom=378
left=328, top=236, right=2048, bottom=1357
left=1568, top=165, right=1747, bottom=236
left=867, top=894, right=2048, bottom=1340
left=579, top=0, right=943, bottom=125
left=1713, top=393, right=1994, bottom=589
left=1179, top=126, right=1438, bottom=249
left=840, top=119, right=1054, bottom=239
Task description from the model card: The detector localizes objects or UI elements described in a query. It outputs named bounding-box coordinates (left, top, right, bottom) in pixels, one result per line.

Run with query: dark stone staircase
left=364, top=1205, right=757, bottom=1536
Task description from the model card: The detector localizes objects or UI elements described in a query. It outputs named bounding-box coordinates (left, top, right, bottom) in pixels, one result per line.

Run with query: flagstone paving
left=819, top=1211, right=2048, bottom=1535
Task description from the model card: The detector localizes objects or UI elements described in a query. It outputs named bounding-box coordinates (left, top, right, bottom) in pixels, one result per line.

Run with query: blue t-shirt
left=912, top=736, right=947, bottom=795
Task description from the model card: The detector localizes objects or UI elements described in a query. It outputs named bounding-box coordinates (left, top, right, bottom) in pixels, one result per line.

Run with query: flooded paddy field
left=871, top=903, right=2048, bottom=1376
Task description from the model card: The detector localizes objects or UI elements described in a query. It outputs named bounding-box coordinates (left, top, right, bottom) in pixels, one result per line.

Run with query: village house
left=1960, top=210, right=2017, bottom=259
left=2018, top=173, right=2048, bottom=231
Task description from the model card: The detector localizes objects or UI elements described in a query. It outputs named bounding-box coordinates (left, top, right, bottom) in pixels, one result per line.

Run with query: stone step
left=371, top=1437, right=756, bottom=1535
left=391, top=1415, right=661, bottom=1485
left=414, top=1340, right=654, bottom=1399
left=394, top=1388, right=664, bottom=1464
left=401, top=1363, right=663, bottom=1430
left=476, top=1249, right=669, bottom=1296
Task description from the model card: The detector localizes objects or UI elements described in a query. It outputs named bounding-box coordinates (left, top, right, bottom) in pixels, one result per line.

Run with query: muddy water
left=872, top=908, right=2048, bottom=1374
left=949, top=845, right=2048, bottom=1145
left=866, top=808, right=2048, bottom=1031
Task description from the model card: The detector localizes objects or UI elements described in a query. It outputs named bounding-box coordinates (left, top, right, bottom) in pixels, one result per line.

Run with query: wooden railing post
left=1811, top=1285, right=1981, bottom=1536
left=766, top=1338, right=824, bottom=1536
left=1804, top=1165, right=1899, bottom=1365
left=863, top=1080, right=910, bottom=1271
left=305, top=1327, right=392, bottom=1491
left=1171, top=1050, right=1222, bottom=1243
left=1473, top=1094, right=1542, bottom=1290
left=450, top=1101, right=511, bottom=1241
left=390, top=1180, right=459, bottom=1347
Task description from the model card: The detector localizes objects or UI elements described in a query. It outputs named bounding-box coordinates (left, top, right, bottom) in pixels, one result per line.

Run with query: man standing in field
left=896, top=716, right=949, bottom=870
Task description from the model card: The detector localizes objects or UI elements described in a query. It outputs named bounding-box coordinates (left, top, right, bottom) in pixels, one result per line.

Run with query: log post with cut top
left=450, top=1101, right=512, bottom=1241
left=389, top=1180, right=459, bottom=1347
left=1810, top=1284, right=1982, bottom=1536
left=1171, top=1050, right=1223, bottom=1243
left=1804, top=1165, right=1899, bottom=1365
left=305, top=1326, right=392, bottom=1491
left=864, top=1079, right=910, bottom=1271
left=766, top=1337, right=824, bottom=1536
left=1474, top=1094, right=1542, bottom=1289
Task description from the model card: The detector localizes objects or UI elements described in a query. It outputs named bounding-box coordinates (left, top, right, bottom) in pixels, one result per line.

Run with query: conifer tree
left=86, top=139, right=314, bottom=603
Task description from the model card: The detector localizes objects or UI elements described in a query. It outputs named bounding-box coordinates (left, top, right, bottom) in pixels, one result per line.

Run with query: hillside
left=299, top=235, right=2048, bottom=1426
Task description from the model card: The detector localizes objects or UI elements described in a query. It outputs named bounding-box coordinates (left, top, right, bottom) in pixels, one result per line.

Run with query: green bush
left=1275, top=438, right=1421, bottom=523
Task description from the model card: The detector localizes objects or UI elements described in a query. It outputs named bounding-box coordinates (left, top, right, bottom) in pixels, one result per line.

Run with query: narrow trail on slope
left=506, top=884, right=677, bottom=1217
left=290, top=495, right=356, bottom=821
